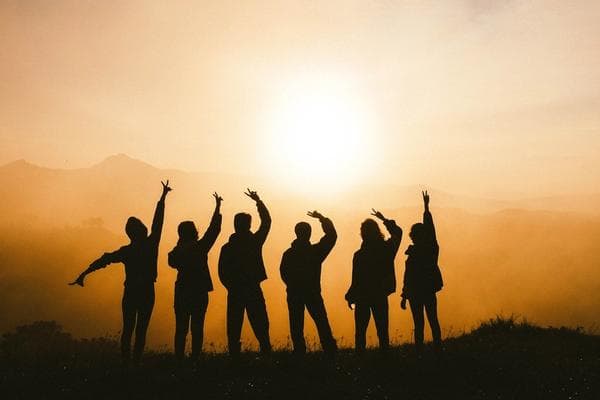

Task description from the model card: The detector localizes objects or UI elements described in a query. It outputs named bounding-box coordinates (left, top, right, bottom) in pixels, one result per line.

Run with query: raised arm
left=245, top=188, right=271, bottom=245
left=68, top=248, right=125, bottom=287
left=422, top=190, right=437, bottom=244
left=199, top=192, right=223, bottom=250
left=149, top=180, right=172, bottom=243
left=371, top=209, right=403, bottom=255
left=308, top=210, right=337, bottom=261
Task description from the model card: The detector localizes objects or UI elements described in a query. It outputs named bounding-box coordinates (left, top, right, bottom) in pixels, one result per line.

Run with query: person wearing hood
left=280, top=210, right=338, bottom=356
left=345, top=209, right=402, bottom=352
left=218, top=189, right=272, bottom=356
left=168, top=192, right=222, bottom=362
left=400, top=191, right=443, bottom=354
left=69, top=180, right=172, bottom=366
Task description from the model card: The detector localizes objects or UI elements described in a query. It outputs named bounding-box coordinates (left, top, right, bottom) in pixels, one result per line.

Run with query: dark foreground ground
left=1, top=317, right=598, bottom=399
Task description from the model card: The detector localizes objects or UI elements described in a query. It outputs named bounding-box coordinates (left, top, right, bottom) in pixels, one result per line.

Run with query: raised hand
left=244, top=188, right=260, bottom=202
left=370, top=208, right=386, bottom=221
left=161, top=180, right=173, bottom=195
left=307, top=210, right=324, bottom=220
left=68, top=274, right=85, bottom=287
left=422, top=190, right=430, bottom=207
left=213, top=192, right=223, bottom=206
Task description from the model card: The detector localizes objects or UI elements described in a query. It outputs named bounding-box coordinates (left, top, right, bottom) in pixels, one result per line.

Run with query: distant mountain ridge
left=1, top=154, right=598, bottom=227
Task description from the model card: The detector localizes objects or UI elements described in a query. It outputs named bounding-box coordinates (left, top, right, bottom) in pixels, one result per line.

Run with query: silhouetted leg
left=121, top=289, right=136, bottom=363
left=409, top=299, right=425, bottom=353
left=424, top=294, right=442, bottom=350
left=174, top=286, right=189, bottom=360
left=174, top=306, right=190, bottom=361
left=190, top=293, right=209, bottom=360
left=354, top=303, right=371, bottom=353
left=246, top=286, right=271, bottom=354
left=227, top=291, right=244, bottom=356
left=287, top=292, right=306, bottom=354
left=372, top=297, right=389, bottom=350
left=306, top=294, right=337, bottom=354
left=132, top=285, right=155, bottom=365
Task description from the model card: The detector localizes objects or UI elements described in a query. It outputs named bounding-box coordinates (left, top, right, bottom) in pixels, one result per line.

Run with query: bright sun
left=266, top=75, right=375, bottom=192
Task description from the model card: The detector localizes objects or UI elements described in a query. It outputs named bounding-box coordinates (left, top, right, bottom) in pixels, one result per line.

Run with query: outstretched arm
left=371, top=209, right=403, bottom=254
left=308, top=210, right=337, bottom=261
left=68, top=248, right=125, bottom=287
left=149, top=180, right=172, bottom=243
left=245, top=188, right=271, bottom=245
left=200, top=192, right=223, bottom=250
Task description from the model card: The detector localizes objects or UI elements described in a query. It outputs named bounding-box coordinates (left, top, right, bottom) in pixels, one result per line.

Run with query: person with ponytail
left=400, top=191, right=443, bottom=355
left=168, top=192, right=222, bottom=361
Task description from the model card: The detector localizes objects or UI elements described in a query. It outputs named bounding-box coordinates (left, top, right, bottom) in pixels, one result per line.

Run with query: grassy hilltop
left=1, top=317, right=598, bottom=399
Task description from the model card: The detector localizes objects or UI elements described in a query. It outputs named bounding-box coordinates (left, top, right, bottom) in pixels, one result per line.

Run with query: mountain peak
left=93, top=154, right=156, bottom=170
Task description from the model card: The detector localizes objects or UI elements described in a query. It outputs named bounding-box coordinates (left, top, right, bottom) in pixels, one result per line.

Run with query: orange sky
left=1, top=0, right=599, bottom=199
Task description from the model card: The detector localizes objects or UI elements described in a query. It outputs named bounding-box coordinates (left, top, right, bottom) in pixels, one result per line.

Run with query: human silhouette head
left=360, top=218, right=384, bottom=243
left=294, top=222, right=312, bottom=241
left=177, top=221, right=198, bottom=242
left=125, top=217, right=148, bottom=242
left=410, top=223, right=425, bottom=244
left=234, top=212, right=252, bottom=233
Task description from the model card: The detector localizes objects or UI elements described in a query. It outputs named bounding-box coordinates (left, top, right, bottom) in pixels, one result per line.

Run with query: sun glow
left=265, top=75, right=375, bottom=192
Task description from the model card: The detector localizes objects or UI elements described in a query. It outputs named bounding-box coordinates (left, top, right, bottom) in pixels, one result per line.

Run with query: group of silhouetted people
left=70, top=182, right=443, bottom=365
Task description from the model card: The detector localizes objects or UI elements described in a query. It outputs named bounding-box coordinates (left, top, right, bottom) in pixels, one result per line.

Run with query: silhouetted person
left=400, top=191, right=443, bottom=354
left=345, top=209, right=402, bottom=352
left=218, top=189, right=271, bottom=356
left=280, top=210, right=338, bottom=355
left=69, top=180, right=172, bottom=366
left=168, top=192, right=222, bottom=362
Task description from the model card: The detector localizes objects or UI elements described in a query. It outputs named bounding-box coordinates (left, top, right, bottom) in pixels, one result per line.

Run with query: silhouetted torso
left=219, top=201, right=270, bottom=290
left=88, top=199, right=165, bottom=287
left=168, top=212, right=221, bottom=293
left=402, top=210, right=443, bottom=300
left=280, top=218, right=336, bottom=295
left=346, top=219, right=402, bottom=303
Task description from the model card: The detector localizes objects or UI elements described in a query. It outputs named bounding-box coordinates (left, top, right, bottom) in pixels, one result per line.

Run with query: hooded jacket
left=280, top=217, right=337, bottom=294
left=218, top=200, right=271, bottom=290
left=168, top=210, right=222, bottom=293
left=345, top=219, right=402, bottom=303
left=87, top=197, right=166, bottom=287
left=401, top=209, right=443, bottom=300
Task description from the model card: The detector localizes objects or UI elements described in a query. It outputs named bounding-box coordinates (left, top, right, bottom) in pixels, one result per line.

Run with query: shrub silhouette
left=1, top=321, right=118, bottom=365
left=1, top=321, right=74, bottom=363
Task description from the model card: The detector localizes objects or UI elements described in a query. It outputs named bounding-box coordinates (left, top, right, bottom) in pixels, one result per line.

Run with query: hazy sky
left=1, top=0, right=599, bottom=198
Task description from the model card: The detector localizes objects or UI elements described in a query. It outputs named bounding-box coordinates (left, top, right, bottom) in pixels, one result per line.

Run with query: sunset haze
left=1, top=0, right=600, bottom=352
